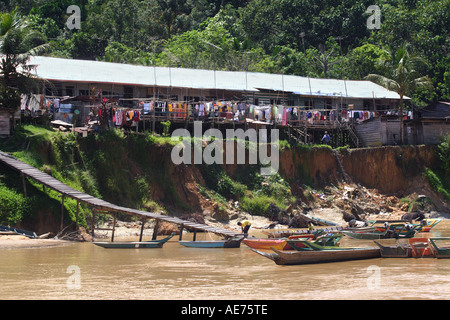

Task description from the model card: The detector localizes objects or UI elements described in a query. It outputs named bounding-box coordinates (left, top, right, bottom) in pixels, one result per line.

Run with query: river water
left=1, top=220, right=449, bottom=301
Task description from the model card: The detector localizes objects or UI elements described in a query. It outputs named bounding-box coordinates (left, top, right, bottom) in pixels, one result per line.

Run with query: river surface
left=1, top=220, right=449, bottom=300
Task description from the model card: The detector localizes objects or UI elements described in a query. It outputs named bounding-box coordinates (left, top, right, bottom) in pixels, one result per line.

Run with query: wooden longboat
left=286, top=234, right=344, bottom=251
left=93, top=233, right=175, bottom=249
left=342, top=225, right=419, bottom=240
left=409, top=238, right=435, bottom=258
left=418, top=219, right=441, bottom=232
left=243, top=235, right=314, bottom=251
left=250, top=246, right=381, bottom=265
left=374, top=219, right=441, bottom=233
left=261, top=227, right=343, bottom=239
left=179, top=237, right=243, bottom=248
left=428, top=237, right=450, bottom=259
left=373, top=240, right=412, bottom=258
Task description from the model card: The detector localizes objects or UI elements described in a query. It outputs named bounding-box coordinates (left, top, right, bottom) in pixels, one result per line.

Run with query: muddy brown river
left=1, top=220, right=449, bottom=300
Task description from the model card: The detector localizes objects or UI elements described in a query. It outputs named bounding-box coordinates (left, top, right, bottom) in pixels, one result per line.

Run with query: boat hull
left=342, top=230, right=389, bottom=240
left=244, top=239, right=287, bottom=250
left=93, top=233, right=174, bottom=249
left=373, top=241, right=412, bottom=258
left=93, top=241, right=166, bottom=248
left=179, top=240, right=241, bottom=248
left=428, top=237, right=450, bottom=259
left=251, top=247, right=381, bottom=265
left=409, top=238, right=435, bottom=258
left=244, top=235, right=313, bottom=251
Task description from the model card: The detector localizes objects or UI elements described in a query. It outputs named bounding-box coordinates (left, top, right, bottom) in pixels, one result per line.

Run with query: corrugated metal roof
left=29, top=56, right=404, bottom=100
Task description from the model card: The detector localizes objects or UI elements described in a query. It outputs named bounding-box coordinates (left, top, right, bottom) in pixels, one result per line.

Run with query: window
left=124, top=86, right=134, bottom=99
left=65, top=86, right=74, bottom=96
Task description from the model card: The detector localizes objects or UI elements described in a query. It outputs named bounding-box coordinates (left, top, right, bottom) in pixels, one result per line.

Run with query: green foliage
left=0, top=183, right=30, bottom=225
left=200, top=164, right=246, bottom=200
left=423, top=168, right=450, bottom=200
left=422, top=134, right=450, bottom=201
left=2, top=0, right=448, bottom=102
left=239, top=194, right=274, bottom=217
left=0, top=9, right=48, bottom=113
left=437, top=134, right=450, bottom=176
left=161, top=120, right=171, bottom=137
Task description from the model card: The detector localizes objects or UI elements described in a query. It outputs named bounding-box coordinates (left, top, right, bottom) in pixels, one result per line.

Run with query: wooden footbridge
left=0, top=150, right=240, bottom=241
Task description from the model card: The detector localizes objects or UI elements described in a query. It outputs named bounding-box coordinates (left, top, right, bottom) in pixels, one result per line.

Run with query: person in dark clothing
left=321, top=131, right=331, bottom=145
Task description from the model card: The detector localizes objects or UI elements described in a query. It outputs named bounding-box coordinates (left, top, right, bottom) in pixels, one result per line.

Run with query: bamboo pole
left=75, top=200, right=79, bottom=230
left=152, top=220, right=160, bottom=240
left=111, top=213, right=116, bottom=242
left=60, top=195, right=65, bottom=232
left=139, top=219, right=146, bottom=242
left=179, top=224, right=184, bottom=241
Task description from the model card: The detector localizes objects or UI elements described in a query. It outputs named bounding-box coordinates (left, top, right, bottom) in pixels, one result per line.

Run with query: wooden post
left=152, top=107, right=156, bottom=132
left=139, top=219, right=146, bottom=242
left=179, top=224, right=184, bottom=241
left=21, top=173, right=27, bottom=197
left=193, top=230, right=197, bottom=241
left=60, top=195, right=65, bottom=232
left=152, top=220, right=160, bottom=240
left=75, top=200, right=79, bottom=230
left=111, top=213, right=116, bottom=242
left=91, top=209, right=96, bottom=240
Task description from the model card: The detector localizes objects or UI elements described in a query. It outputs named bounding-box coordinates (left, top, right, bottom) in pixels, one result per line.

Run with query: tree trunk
left=399, top=95, right=404, bottom=145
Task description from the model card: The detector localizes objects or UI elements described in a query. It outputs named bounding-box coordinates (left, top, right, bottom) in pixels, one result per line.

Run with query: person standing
left=321, top=131, right=331, bottom=145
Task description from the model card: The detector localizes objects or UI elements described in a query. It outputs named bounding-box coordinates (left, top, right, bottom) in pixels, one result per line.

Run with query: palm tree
left=0, top=9, right=49, bottom=132
left=366, top=44, right=432, bottom=144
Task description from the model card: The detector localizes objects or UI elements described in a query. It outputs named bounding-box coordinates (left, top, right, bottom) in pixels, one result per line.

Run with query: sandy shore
left=0, top=235, right=70, bottom=249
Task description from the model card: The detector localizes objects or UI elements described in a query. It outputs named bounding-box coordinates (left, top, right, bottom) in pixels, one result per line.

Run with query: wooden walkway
left=0, top=150, right=239, bottom=239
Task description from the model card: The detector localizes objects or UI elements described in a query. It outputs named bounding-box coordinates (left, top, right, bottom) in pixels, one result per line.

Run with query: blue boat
left=179, top=237, right=243, bottom=248
left=93, top=233, right=175, bottom=249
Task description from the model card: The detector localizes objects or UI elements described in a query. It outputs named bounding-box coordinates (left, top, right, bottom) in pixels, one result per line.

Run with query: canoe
left=261, top=227, right=343, bottom=239
left=0, top=225, right=37, bottom=239
left=374, top=219, right=441, bottom=233
left=428, top=237, right=450, bottom=259
left=243, top=235, right=314, bottom=251
left=93, top=233, right=175, bottom=249
left=342, top=225, right=419, bottom=240
left=286, top=234, right=344, bottom=251
left=179, top=237, right=242, bottom=248
left=409, top=238, right=435, bottom=258
left=417, top=219, right=441, bottom=232
left=250, top=246, right=381, bottom=265
left=373, top=240, right=412, bottom=258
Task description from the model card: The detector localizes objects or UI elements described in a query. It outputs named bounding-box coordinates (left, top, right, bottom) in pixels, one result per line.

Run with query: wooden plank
left=0, top=151, right=241, bottom=238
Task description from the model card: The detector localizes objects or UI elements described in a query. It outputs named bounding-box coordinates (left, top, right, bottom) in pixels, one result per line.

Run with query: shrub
left=423, top=168, right=450, bottom=200
left=240, top=194, right=286, bottom=217
left=0, top=184, right=30, bottom=225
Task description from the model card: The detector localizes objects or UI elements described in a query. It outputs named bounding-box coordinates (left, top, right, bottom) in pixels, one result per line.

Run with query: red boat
left=244, top=234, right=314, bottom=251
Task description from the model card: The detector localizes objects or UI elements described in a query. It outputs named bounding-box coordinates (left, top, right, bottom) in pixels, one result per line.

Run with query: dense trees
left=0, top=0, right=448, bottom=104
left=0, top=9, right=48, bottom=117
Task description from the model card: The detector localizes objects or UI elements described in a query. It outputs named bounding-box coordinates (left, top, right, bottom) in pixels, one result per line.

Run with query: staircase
left=339, top=122, right=360, bottom=148
left=286, top=126, right=308, bottom=144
